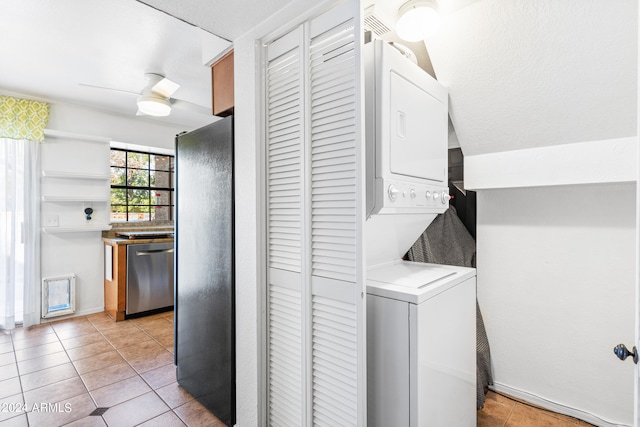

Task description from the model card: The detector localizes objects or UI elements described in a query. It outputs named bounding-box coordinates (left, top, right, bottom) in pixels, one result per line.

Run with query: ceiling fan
left=80, top=73, right=209, bottom=117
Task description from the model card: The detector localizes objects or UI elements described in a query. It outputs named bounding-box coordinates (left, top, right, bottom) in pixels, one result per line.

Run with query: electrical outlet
left=45, top=215, right=59, bottom=227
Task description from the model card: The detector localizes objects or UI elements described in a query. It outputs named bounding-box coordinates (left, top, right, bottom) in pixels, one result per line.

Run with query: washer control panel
left=374, top=178, right=449, bottom=214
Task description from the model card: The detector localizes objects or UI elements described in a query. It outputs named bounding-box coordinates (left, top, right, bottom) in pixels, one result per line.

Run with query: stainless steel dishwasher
left=126, top=242, right=174, bottom=315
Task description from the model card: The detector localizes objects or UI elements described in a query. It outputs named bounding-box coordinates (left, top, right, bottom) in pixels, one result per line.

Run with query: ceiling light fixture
left=396, top=0, right=441, bottom=42
left=137, top=94, right=171, bottom=117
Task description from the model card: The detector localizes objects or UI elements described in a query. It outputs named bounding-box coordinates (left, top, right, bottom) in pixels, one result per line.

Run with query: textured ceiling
left=137, top=0, right=293, bottom=40
left=2, top=0, right=635, bottom=153
left=424, top=0, right=638, bottom=156
left=0, top=0, right=229, bottom=130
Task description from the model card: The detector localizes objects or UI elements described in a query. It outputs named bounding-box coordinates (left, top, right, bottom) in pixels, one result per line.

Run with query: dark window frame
left=109, top=148, right=174, bottom=222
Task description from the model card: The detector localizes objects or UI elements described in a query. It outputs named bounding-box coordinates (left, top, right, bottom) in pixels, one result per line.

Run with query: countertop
left=102, top=224, right=174, bottom=245
left=102, top=236, right=174, bottom=245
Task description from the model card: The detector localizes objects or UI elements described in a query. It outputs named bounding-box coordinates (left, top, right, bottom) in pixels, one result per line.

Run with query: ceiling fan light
left=137, top=95, right=171, bottom=116
left=396, top=0, right=440, bottom=42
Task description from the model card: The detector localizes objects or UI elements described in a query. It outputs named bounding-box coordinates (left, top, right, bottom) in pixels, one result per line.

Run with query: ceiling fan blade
left=151, top=77, right=180, bottom=98
left=171, top=99, right=210, bottom=116
left=79, top=83, right=140, bottom=96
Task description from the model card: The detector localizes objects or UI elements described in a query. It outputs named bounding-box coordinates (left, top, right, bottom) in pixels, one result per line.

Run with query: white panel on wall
left=464, top=137, right=637, bottom=190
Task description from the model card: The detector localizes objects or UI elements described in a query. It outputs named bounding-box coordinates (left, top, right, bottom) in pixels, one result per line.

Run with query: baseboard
left=74, top=307, right=106, bottom=317
left=40, top=306, right=105, bottom=324
left=490, top=382, right=631, bottom=427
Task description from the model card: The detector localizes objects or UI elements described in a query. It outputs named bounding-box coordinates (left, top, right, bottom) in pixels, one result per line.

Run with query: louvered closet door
left=265, top=2, right=362, bottom=426
left=308, top=10, right=360, bottom=427
left=266, top=26, right=305, bottom=427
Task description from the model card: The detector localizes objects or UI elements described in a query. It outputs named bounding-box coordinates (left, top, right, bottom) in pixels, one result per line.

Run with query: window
left=110, top=148, right=174, bottom=222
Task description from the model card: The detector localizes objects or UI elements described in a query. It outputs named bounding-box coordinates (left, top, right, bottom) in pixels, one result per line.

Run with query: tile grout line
left=504, top=401, right=517, bottom=427
left=129, top=315, right=193, bottom=427
left=49, top=315, right=102, bottom=426
left=6, top=330, right=28, bottom=426
left=8, top=313, right=185, bottom=427
left=127, top=316, right=189, bottom=426
left=58, top=313, right=152, bottom=425
left=86, top=314, right=185, bottom=426
left=83, top=313, right=157, bottom=425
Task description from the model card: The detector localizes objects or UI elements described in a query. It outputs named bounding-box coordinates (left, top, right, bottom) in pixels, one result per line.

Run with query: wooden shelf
left=42, top=170, right=110, bottom=180
left=43, top=225, right=112, bottom=234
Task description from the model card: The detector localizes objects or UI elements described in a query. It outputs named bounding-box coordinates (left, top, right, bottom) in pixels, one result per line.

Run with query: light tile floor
left=0, top=311, right=225, bottom=426
left=2, top=311, right=601, bottom=426
left=478, top=390, right=596, bottom=427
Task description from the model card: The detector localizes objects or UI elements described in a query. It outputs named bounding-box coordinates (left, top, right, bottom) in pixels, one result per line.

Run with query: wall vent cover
left=364, top=5, right=392, bottom=36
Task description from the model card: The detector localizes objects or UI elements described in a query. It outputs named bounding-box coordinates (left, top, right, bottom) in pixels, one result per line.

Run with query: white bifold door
left=264, top=1, right=365, bottom=425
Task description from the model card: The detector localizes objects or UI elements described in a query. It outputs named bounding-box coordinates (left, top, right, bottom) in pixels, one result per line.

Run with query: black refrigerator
left=174, top=115, right=235, bottom=426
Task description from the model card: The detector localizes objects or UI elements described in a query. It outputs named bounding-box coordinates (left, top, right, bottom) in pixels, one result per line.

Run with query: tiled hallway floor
left=2, top=311, right=601, bottom=427
left=478, top=391, right=596, bottom=427
left=0, top=311, right=225, bottom=426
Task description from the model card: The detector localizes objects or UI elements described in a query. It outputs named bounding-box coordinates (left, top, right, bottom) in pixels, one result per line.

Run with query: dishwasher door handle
left=136, top=248, right=175, bottom=256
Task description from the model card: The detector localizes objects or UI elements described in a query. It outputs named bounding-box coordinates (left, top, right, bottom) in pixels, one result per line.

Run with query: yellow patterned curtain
left=0, top=95, right=50, bottom=142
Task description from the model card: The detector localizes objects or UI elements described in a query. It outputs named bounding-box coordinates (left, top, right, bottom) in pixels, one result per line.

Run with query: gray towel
left=406, top=206, right=493, bottom=409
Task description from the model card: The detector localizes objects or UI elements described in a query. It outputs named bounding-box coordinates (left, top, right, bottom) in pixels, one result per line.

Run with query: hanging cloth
left=0, top=95, right=49, bottom=142
left=0, top=95, right=48, bottom=329
left=406, top=206, right=493, bottom=409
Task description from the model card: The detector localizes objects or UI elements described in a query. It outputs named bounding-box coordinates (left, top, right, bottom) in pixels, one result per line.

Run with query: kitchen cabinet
left=104, top=241, right=127, bottom=321
left=211, top=50, right=234, bottom=116
left=103, top=235, right=174, bottom=321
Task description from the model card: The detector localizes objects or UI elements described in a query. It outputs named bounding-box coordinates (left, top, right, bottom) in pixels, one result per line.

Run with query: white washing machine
left=366, top=261, right=477, bottom=427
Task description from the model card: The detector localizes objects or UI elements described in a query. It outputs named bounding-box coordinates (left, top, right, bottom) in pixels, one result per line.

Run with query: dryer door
left=389, top=70, right=447, bottom=183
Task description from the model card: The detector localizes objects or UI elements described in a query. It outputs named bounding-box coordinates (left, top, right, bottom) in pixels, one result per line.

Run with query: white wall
left=476, top=182, right=636, bottom=425
left=233, top=27, right=262, bottom=427
left=39, top=100, right=188, bottom=321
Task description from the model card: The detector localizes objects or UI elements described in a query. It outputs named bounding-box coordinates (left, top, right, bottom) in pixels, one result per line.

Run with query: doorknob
left=613, top=344, right=638, bottom=364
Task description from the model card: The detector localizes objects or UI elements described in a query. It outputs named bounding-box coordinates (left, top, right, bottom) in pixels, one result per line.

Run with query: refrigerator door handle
left=137, top=249, right=175, bottom=256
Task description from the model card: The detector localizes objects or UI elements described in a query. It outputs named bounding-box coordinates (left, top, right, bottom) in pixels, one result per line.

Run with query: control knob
left=388, top=185, right=399, bottom=201
left=409, top=189, right=416, bottom=199
left=441, top=192, right=449, bottom=204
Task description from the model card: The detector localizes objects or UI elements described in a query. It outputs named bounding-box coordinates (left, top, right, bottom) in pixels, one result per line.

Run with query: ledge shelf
left=42, top=170, right=110, bottom=180
left=43, top=129, right=111, bottom=144
left=43, top=225, right=112, bottom=234
left=41, top=195, right=110, bottom=203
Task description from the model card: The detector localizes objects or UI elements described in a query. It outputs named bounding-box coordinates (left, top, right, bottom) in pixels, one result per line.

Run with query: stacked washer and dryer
left=365, top=39, right=477, bottom=426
